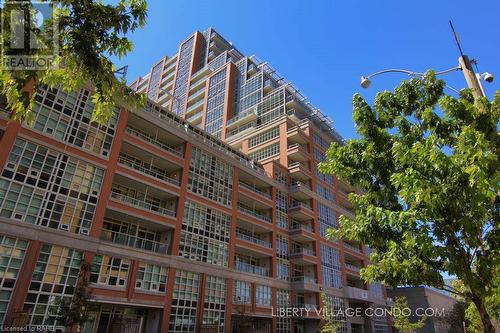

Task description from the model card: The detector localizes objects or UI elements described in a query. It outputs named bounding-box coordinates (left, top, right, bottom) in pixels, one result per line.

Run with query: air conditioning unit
left=59, top=224, right=70, bottom=231
left=79, top=227, right=90, bottom=236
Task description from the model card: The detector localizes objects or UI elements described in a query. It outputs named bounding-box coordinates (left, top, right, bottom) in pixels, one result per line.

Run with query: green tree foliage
left=320, top=294, right=342, bottom=333
left=392, top=296, right=427, bottom=333
left=0, top=0, right=148, bottom=124
left=318, top=72, right=499, bottom=333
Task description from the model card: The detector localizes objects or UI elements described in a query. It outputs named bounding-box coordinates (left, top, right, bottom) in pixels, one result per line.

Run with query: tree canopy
left=0, top=0, right=148, bottom=124
left=319, top=72, right=499, bottom=333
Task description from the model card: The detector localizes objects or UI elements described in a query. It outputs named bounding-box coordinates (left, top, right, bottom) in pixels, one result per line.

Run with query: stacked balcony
left=289, top=180, right=314, bottom=201
left=234, top=253, right=270, bottom=277
left=292, top=264, right=318, bottom=292
left=287, top=143, right=309, bottom=162
left=289, top=200, right=314, bottom=221
left=288, top=161, right=312, bottom=181
left=290, top=242, right=317, bottom=265
left=290, top=219, right=315, bottom=242
left=226, top=107, right=258, bottom=130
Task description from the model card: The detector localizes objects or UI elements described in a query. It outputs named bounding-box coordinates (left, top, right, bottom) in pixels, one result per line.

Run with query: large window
left=24, top=244, right=83, bottom=329
left=169, top=270, right=200, bottom=333
left=233, top=280, right=251, bottom=304
left=188, top=147, right=233, bottom=206
left=203, top=275, right=226, bottom=333
left=205, top=69, right=227, bottom=138
left=248, top=127, right=279, bottom=148
left=320, top=244, right=342, bottom=288
left=249, top=142, right=279, bottom=161
left=33, top=86, right=118, bottom=157
left=180, top=201, right=231, bottom=267
left=324, top=294, right=347, bottom=333
left=0, top=236, right=28, bottom=324
left=318, top=203, right=338, bottom=238
left=256, top=285, right=272, bottom=306
left=135, top=264, right=168, bottom=293
left=1, top=138, right=104, bottom=234
left=172, top=36, right=194, bottom=115
left=90, top=255, right=130, bottom=287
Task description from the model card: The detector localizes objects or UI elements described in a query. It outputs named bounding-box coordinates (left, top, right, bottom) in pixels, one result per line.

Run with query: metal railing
left=236, top=232, right=272, bottom=248
left=100, top=229, right=169, bottom=254
left=346, top=263, right=362, bottom=272
left=239, top=182, right=272, bottom=199
left=234, top=261, right=268, bottom=276
left=117, top=154, right=181, bottom=186
left=110, top=190, right=176, bottom=217
left=292, top=276, right=317, bottom=284
left=288, top=161, right=309, bottom=171
left=237, top=203, right=272, bottom=223
left=187, top=112, right=203, bottom=122
left=290, top=248, right=316, bottom=257
left=226, top=107, right=258, bottom=125
left=344, top=242, right=361, bottom=252
left=290, top=223, right=313, bottom=232
left=290, top=201, right=312, bottom=211
left=125, top=126, right=184, bottom=157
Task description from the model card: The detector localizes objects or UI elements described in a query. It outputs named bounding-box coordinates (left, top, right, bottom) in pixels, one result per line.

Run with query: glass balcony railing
left=292, top=276, right=317, bottom=284
left=237, top=203, right=271, bottom=223
left=186, top=99, right=205, bottom=114
left=226, top=108, right=257, bottom=125
left=110, top=190, right=176, bottom=217
left=100, top=229, right=169, bottom=254
left=346, top=263, right=362, bottom=272
left=118, top=154, right=181, bottom=186
left=239, top=181, right=272, bottom=199
left=344, top=242, right=361, bottom=252
left=235, top=261, right=268, bottom=276
left=290, top=201, right=313, bottom=211
left=290, top=223, right=313, bottom=233
left=290, top=248, right=316, bottom=257
left=125, top=126, right=184, bottom=157
left=236, top=232, right=272, bottom=248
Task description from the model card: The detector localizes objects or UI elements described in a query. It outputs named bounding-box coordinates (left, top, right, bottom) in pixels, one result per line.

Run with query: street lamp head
left=360, top=76, right=371, bottom=88
left=482, top=72, right=494, bottom=83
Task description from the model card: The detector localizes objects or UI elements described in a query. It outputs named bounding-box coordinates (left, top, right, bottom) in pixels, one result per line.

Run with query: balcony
left=290, top=221, right=315, bottom=242
left=289, top=201, right=314, bottom=221
left=185, top=100, right=204, bottom=117
left=288, top=162, right=312, bottom=181
left=263, top=79, right=275, bottom=93
left=239, top=181, right=272, bottom=200
left=287, top=125, right=309, bottom=145
left=346, top=263, right=362, bottom=273
left=289, top=181, right=314, bottom=200
left=287, top=143, right=309, bottom=162
left=236, top=231, right=272, bottom=248
left=226, top=107, right=258, bottom=129
left=344, top=286, right=372, bottom=303
left=118, top=153, right=181, bottom=186
left=187, top=111, right=203, bottom=125
left=237, top=203, right=272, bottom=223
left=344, top=241, right=362, bottom=253
left=125, top=126, right=184, bottom=157
left=292, top=276, right=319, bottom=292
left=290, top=247, right=317, bottom=265
left=109, top=190, right=176, bottom=218
left=187, top=88, right=206, bottom=103
left=100, top=229, right=169, bottom=254
left=234, top=261, right=269, bottom=277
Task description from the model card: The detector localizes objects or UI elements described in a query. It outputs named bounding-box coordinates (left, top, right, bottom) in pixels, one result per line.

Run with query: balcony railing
left=292, top=276, right=317, bottom=284
left=235, top=261, right=268, bottom=276
left=110, top=190, right=176, bottom=217
left=237, top=203, right=271, bottom=223
left=344, top=242, right=361, bottom=253
left=288, top=161, right=310, bottom=171
left=290, top=201, right=312, bottom=211
left=227, top=107, right=258, bottom=125
left=346, top=263, right=362, bottom=272
left=290, top=248, right=316, bottom=257
left=186, top=99, right=205, bottom=113
left=125, top=126, right=184, bottom=157
left=236, top=232, right=272, bottom=248
left=290, top=223, right=313, bottom=233
left=118, top=154, right=181, bottom=186
left=294, top=303, right=318, bottom=312
left=100, top=229, right=169, bottom=254
left=239, top=181, right=272, bottom=199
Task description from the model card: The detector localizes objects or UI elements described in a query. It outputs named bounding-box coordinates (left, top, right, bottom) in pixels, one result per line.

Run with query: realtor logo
left=1, top=1, right=59, bottom=70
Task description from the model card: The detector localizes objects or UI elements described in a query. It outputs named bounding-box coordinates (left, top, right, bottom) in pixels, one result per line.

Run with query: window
left=205, top=69, right=227, bottom=137
left=1, top=138, right=103, bottom=234
left=323, top=294, right=347, bottom=333
left=169, top=270, right=200, bottom=332
left=188, top=147, right=233, bottom=206
left=0, top=236, right=28, bottom=324
left=318, top=203, right=338, bottom=238
left=317, top=183, right=334, bottom=201
left=172, top=36, right=194, bottom=115
left=23, top=244, right=83, bottom=329
left=320, top=244, right=342, bottom=288
left=135, top=264, right=168, bottom=293
left=233, top=280, right=251, bottom=304
left=256, top=285, right=272, bottom=306
left=248, top=127, right=279, bottom=148
left=275, top=190, right=289, bottom=229
left=90, top=255, right=130, bottom=287
left=203, top=275, right=226, bottom=333
left=249, top=142, right=279, bottom=161
left=32, top=86, right=117, bottom=156
left=179, top=201, right=231, bottom=267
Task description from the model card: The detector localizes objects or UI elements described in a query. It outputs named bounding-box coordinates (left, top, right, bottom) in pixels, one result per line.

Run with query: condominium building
left=0, top=28, right=390, bottom=333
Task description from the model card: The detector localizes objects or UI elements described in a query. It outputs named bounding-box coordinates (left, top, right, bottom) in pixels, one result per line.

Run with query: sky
left=113, top=0, right=499, bottom=140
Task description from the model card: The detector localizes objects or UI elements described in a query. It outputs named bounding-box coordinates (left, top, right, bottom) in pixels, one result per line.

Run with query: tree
left=0, top=0, right=148, bottom=124
left=320, top=294, right=343, bottom=333
left=392, top=296, right=427, bottom=333
left=438, top=300, right=468, bottom=333
left=318, top=72, right=499, bottom=333
left=53, top=261, right=93, bottom=331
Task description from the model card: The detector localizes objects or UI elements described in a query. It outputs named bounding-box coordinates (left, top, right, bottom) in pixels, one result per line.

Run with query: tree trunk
left=471, top=294, right=495, bottom=333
